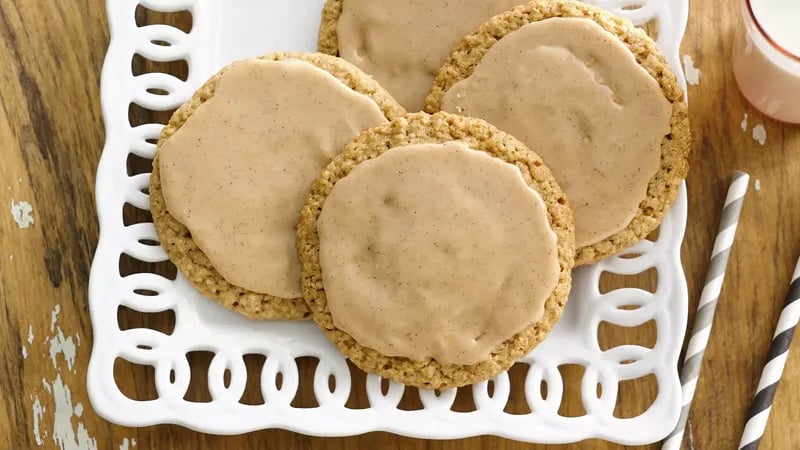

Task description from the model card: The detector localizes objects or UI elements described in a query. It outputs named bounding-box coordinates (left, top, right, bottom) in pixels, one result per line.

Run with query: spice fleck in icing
left=159, top=59, right=387, bottom=298
left=317, top=141, right=560, bottom=365
left=335, top=0, right=522, bottom=111
left=441, top=18, right=672, bottom=248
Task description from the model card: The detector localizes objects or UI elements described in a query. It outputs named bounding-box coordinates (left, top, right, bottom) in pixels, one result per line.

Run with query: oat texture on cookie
left=150, top=52, right=405, bottom=321
left=297, top=112, right=575, bottom=389
left=426, top=0, right=691, bottom=265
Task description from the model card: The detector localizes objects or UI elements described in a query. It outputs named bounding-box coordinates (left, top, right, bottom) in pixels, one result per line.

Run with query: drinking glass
left=733, top=0, right=800, bottom=124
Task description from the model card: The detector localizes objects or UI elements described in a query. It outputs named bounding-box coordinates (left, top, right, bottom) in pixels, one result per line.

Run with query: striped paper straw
left=662, top=171, right=750, bottom=450
left=738, top=257, right=800, bottom=450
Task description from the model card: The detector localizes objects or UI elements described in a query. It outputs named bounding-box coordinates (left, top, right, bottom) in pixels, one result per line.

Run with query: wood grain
left=0, top=0, right=798, bottom=449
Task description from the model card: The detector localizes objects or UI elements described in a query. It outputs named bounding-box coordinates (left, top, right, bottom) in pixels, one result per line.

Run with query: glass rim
left=746, top=0, right=800, bottom=63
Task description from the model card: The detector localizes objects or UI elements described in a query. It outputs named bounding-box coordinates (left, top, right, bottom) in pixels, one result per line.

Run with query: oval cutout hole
left=128, top=102, right=176, bottom=127
left=381, top=378, right=390, bottom=395
left=123, top=202, right=153, bottom=227
left=598, top=320, right=657, bottom=351
left=600, top=267, right=658, bottom=294
left=223, top=368, right=231, bottom=389
left=618, top=304, right=642, bottom=311
left=450, top=386, right=477, bottom=413
left=114, top=358, right=157, bottom=401
left=240, top=354, right=266, bottom=406
left=397, top=387, right=423, bottom=411
left=183, top=351, right=214, bottom=403
left=132, top=54, right=189, bottom=81
left=557, top=364, right=587, bottom=418
left=503, top=363, right=532, bottom=415
left=117, top=306, right=175, bottom=335
left=146, top=87, right=169, bottom=96
left=614, top=374, right=658, bottom=418
left=133, top=288, right=158, bottom=296
left=344, top=360, right=369, bottom=409
left=291, top=357, right=319, bottom=408
left=135, top=5, right=193, bottom=33
left=126, top=152, right=153, bottom=176
left=328, top=374, right=336, bottom=393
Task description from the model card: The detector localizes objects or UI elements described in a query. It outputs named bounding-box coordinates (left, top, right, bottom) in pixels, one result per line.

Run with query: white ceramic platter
left=89, top=0, right=689, bottom=445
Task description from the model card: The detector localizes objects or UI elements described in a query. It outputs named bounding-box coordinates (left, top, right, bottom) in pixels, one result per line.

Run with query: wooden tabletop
left=2, top=0, right=799, bottom=449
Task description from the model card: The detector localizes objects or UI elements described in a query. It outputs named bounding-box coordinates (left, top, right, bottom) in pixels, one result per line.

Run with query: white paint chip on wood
left=682, top=55, right=702, bottom=86
left=51, top=375, right=98, bottom=450
left=49, top=328, right=77, bottom=371
left=10, top=199, right=34, bottom=229
left=29, top=302, right=97, bottom=450
left=33, top=396, right=44, bottom=446
left=755, top=179, right=761, bottom=191
left=752, top=125, right=767, bottom=145
left=51, top=305, right=60, bottom=332
left=22, top=345, right=28, bottom=359
left=741, top=113, right=748, bottom=132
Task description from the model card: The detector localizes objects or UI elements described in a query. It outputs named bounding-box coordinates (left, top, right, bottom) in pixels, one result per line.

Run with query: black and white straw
left=738, top=257, right=800, bottom=450
left=663, top=171, right=750, bottom=450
